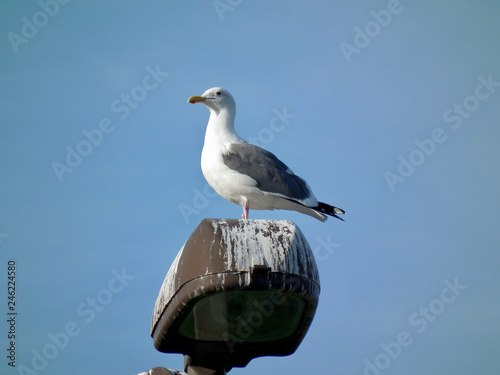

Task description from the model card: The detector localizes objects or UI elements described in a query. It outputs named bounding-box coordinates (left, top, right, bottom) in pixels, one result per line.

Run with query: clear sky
left=1, top=1, right=500, bottom=374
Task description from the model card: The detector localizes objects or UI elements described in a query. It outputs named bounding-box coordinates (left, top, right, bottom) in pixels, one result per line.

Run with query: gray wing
left=222, top=142, right=312, bottom=201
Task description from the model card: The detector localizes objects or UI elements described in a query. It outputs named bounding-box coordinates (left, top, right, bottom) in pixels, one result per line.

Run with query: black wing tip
left=333, top=213, right=345, bottom=222
left=317, top=202, right=346, bottom=221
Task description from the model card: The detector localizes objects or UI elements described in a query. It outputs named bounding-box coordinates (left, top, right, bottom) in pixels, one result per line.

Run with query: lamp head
left=151, top=219, right=320, bottom=371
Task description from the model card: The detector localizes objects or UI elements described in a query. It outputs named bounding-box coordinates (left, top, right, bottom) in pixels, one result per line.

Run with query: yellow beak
left=187, top=95, right=207, bottom=104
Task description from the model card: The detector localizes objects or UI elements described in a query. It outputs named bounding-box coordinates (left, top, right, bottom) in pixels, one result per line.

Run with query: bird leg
left=242, top=202, right=249, bottom=219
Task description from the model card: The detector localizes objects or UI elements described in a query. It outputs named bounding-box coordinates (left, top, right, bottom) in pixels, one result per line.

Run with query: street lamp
left=150, top=219, right=320, bottom=374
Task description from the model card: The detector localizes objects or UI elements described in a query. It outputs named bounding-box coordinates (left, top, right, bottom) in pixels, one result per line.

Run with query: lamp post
left=144, top=219, right=320, bottom=374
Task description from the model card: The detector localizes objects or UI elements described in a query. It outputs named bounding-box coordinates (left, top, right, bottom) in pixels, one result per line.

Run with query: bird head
left=188, top=87, right=235, bottom=116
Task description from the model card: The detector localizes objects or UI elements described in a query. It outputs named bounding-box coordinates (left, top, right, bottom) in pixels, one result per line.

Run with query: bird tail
left=316, top=202, right=346, bottom=221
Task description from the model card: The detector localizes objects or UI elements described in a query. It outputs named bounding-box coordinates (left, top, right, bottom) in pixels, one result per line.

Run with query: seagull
left=188, top=87, right=345, bottom=222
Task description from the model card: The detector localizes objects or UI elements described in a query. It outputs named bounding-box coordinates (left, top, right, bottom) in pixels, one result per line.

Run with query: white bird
left=188, top=87, right=345, bottom=222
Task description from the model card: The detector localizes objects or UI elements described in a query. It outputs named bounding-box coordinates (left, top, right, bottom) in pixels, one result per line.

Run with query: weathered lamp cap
left=151, top=219, right=320, bottom=371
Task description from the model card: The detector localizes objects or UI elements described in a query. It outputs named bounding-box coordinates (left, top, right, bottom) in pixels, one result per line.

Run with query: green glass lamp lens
left=178, top=291, right=306, bottom=343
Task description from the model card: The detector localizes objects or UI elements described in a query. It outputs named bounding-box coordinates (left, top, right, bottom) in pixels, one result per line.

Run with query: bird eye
left=216, top=91, right=221, bottom=95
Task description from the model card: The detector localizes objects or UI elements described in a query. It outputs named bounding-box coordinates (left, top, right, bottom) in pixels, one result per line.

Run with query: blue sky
left=1, top=1, right=500, bottom=374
